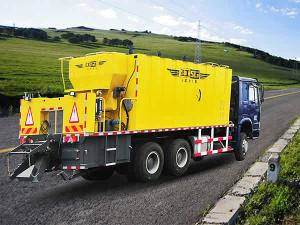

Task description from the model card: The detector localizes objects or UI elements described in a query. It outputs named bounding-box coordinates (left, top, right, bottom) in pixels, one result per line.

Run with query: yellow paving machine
left=8, top=52, right=263, bottom=182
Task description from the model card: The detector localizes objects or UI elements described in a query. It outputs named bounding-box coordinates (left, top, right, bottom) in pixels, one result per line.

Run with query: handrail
left=118, top=98, right=137, bottom=131
left=201, top=62, right=230, bottom=69
left=85, top=51, right=125, bottom=56
left=58, top=57, right=73, bottom=91
left=85, top=52, right=104, bottom=56
left=220, top=64, right=230, bottom=68
left=201, top=62, right=220, bottom=66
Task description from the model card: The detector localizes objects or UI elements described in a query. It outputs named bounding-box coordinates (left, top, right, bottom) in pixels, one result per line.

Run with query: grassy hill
left=0, top=27, right=299, bottom=97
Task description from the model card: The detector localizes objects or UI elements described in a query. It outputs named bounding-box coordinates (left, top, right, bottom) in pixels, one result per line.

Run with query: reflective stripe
left=194, top=147, right=233, bottom=157
left=195, top=136, right=233, bottom=144
left=62, top=124, right=234, bottom=142
left=63, top=165, right=86, bottom=170
left=21, top=127, right=38, bottom=134
left=65, top=125, right=83, bottom=133
left=41, top=107, right=62, bottom=111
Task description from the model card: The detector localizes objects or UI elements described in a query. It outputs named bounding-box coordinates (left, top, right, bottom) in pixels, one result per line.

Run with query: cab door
left=248, top=84, right=260, bottom=137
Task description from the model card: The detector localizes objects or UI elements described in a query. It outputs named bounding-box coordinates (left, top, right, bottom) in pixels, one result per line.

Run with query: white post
left=225, top=127, right=229, bottom=149
left=210, top=128, right=214, bottom=151
left=267, top=153, right=280, bottom=183
left=198, top=128, right=202, bottom=153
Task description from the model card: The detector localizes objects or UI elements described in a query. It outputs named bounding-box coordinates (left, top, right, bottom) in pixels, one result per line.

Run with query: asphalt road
left=1, top=89, right=300, bottom=225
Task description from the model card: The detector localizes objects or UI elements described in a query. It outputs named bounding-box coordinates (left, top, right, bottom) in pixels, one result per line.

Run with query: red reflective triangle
left=69, top=103, right=79, bottom=123
left=25, top=107, right=34, bottom=126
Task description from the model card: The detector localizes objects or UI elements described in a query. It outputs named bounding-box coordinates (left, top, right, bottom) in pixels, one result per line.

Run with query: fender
left=233, top=118, right=253, bottom=148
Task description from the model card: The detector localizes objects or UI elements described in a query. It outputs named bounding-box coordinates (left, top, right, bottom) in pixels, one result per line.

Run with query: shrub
left=61, top=32, right=97, bottom=43
left=52, top=36, right=61, bottom=42
left=102, top=37, right=134, bottom=47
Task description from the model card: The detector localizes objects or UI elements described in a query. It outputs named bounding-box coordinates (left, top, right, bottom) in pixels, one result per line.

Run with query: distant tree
left=122, top=39, right=133, bottom=47
left=109, top=38, right=123, bottom=45
left=13, top=28, right=48, bottom=40
left=103, top=37, right=134, bottom=47
left=53, top=36, right=61, bottom=41
left=81, top=34, right=96, bottom=42
left=61, top=32, right=96, bottom=44
left=103, top=37, right=108, bottom=45
left=68, top=36, right=81, bottom=44
left=174, top=36, right=197, bottom=42
left=61, top=32, right=75, bottom=39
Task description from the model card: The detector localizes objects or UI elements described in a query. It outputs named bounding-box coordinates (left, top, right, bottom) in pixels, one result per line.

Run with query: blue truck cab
left=230, top=76, right=264, bottom=160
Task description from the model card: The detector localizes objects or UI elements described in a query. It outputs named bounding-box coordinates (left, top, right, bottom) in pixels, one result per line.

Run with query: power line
left=148, top=0, right=229, bottom=40
left=99, top=0, right=228, bottom=42
left=98, top=0, right=155, bottom=27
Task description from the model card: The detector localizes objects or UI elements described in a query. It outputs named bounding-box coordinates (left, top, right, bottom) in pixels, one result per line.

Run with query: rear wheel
left=133, top=142, right=164, bottom=182
left=165, top=139, right=191, bottom=176
left=81, top=166, right=115, bottom=180
left=234, top=132, right=248, bottom=161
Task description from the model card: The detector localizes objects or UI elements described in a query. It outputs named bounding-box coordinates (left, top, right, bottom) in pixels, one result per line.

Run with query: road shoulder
left=199, top=118, right=300, bottom=225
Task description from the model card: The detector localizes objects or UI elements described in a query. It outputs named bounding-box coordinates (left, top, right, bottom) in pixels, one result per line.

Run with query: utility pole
left=194, top=20, right=201, bottom=64
left=295, top=57, right=298, bottom=75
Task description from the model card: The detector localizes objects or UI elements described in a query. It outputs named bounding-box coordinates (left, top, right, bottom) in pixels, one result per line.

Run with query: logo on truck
left=75, top=60, right=106, bottom=69
left=167, top=68, right=210, bottom=81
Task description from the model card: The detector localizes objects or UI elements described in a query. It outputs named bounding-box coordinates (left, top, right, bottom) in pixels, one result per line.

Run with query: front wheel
left=234, top=132, right=248, bottom=161
left=133, top=142, right=164, bottom=182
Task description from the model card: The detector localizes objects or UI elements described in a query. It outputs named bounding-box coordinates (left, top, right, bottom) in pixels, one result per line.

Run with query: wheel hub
left=146, top=151, right=160, bottom=174
left=242, top=139, right=248, bottom=155
left=176, top=147, right=188, bottom=168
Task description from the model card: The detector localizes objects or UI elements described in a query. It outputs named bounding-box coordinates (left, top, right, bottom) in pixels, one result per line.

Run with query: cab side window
left=249, top=85, right=259, bottom=104
left=242, top=83, right=248, bottom=101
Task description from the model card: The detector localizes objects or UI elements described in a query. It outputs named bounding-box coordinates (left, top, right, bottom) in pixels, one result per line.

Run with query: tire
left=234, top=132, right=248, bottom=161
left=81, top=166, right=115, bottom=180
left=133, top=142, right=164, bottom=182
left=165, top=139, right=191, bottom=176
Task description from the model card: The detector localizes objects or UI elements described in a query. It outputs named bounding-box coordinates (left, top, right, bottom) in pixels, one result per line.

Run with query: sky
left=1, top=0, right=299, bottom=60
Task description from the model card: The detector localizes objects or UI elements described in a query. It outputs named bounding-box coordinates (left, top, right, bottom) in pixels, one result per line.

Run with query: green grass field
left=0, top=27, right=299, bottom=96
left=239, top=129, right=300, bottom=225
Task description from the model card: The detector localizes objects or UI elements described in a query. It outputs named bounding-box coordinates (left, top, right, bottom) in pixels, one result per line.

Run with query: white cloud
left=127, top=15, right=138, bottom=23
left=264, top=5, right=299, bottom=18
left=233, top=25, right=253, bottom=35
left=152, top=15, right=180, bottom=26
left=159, top=27, right=172, bottom=34
left=255, top=2, right=299, bottom=18
left=201, top=30, right=225, bottom=42
left=255, top=3, right=262, bottom=9
left=96, top=8, right=117, bottom=19
left=285, top=10, right=298, bottom=16
left=229, top=38, right=247, bottom=45
left=151, top=15, right=228, bottom=42
left=152, top=5, right=164, bottom=11
left=269, top=6, right=280, bottom=13
left=151, top=15, right=252, bottom=44
left=76, top=2, right=117, bottom=19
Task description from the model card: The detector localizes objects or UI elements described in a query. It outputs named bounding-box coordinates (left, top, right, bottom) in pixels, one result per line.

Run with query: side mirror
left=258, top=82, right=264, bottom=103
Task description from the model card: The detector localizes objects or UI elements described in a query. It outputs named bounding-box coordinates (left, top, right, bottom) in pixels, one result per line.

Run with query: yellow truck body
left=20, top=52, right=232, bottom=136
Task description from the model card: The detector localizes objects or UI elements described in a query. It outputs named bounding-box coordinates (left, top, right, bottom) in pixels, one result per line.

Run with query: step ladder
left=7, top=139, right=50, bottom=182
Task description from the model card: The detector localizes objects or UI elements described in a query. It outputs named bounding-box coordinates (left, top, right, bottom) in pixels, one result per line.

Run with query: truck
left=7, top=52, right=264, bottom=182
